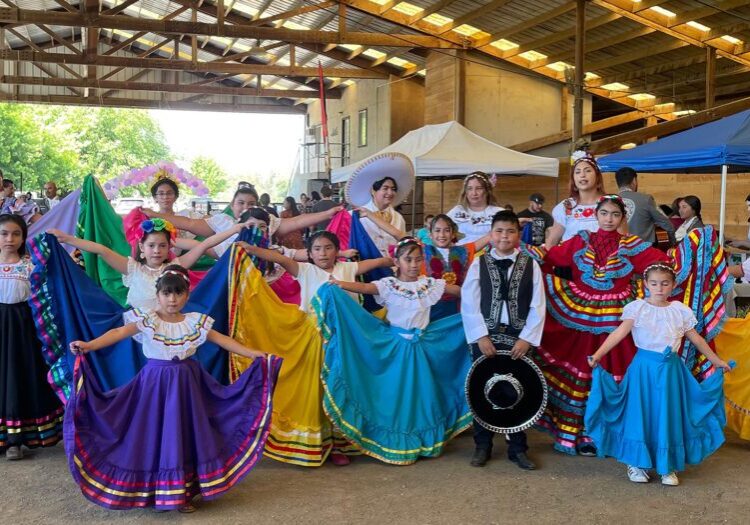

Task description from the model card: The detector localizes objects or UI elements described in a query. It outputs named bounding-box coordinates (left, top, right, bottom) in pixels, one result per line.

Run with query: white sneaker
left=627, top=465, right=650, bottom=483
left=661, top=472, right=679, bottom=486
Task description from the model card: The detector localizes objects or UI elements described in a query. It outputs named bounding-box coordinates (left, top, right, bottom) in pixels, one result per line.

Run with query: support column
left=573, top=0, right=585, bottom=143
left=706, top=47, right=716, bottom=109
left=424, top=50, right=465, bottom=125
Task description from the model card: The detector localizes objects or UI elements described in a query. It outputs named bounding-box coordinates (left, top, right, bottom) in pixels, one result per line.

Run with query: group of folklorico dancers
left=1, top=151, right=747, bottom=513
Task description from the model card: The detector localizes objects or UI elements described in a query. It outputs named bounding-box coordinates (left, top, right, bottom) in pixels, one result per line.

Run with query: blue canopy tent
left=598, top=109, right=750, bottom=240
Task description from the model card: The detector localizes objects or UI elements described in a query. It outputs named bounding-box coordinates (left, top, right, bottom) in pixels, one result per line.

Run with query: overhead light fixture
left=673, top=109, right=697, bottom=116
left=547, top=61, right=572, bottom=72
left=628, top=93, right=656, bottom=101
left=620, top=143, right=637, bottom=150
left=490, top=39, right=519, bottom=51
left=518, top=50, right=547, bottom=61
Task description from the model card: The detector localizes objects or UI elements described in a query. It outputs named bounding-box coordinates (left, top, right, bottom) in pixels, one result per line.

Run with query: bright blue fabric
left=29, top=229, right=265, bottom=398
left=349, top=211, right=393, bottom=312
left=598, top=110, right=750, bottom=173
left=585, top=348, right=726, bottom=474
left=314, top=283, right=472, bottom=464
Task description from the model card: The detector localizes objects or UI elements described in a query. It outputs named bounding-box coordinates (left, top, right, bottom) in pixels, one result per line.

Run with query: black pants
left=470, top=345, right=529, bottom=459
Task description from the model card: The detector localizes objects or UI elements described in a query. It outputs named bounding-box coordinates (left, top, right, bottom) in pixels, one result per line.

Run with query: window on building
left=341, top=116, right=351, bottom=166
left=358, top=109, right=368, bottom=147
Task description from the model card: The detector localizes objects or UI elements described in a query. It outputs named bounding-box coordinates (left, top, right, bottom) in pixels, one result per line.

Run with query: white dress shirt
left=460, top=248, right=545, bottom=346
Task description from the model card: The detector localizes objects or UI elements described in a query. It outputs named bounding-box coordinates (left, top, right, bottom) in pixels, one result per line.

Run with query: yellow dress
left=714, top=315, right=750, bottom=440
left=227, top=246, right=355, bottom=466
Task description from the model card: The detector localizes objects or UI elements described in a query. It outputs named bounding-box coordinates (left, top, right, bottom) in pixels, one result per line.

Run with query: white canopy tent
left=332, top=121, right=560, bottom=184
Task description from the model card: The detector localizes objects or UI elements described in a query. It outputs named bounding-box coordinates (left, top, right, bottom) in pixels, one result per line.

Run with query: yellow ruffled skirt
left=715, top=315, right=750, bottom=440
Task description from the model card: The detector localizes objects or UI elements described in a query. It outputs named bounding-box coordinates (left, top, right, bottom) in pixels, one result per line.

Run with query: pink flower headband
left=465, top=171, right=497, bottom=189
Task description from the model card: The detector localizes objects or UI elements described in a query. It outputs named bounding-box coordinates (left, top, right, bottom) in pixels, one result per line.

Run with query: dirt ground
left=3, top=430, right=749, bottom=524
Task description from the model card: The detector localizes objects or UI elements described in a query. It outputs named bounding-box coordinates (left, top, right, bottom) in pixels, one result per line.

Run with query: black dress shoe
left=509, top=452, right=536, bottom=470
left=470, top=448, right=491, bottom=467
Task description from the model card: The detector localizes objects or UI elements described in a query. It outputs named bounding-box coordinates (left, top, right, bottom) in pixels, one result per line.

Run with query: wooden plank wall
left=424, top=51, right=458, bottom=125
left=422, top=165, right=750, bottom=240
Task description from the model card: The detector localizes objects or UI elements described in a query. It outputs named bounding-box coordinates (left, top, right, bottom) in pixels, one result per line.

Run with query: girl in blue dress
left=585, top=262, right=731, bottom=486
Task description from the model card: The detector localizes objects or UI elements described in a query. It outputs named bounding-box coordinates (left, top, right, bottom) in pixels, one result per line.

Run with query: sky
left=149, top=109, right=305, bottom=183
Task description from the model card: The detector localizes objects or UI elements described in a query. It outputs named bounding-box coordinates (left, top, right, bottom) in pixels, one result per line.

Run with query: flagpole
left=317, top=61, right=331, bottom=176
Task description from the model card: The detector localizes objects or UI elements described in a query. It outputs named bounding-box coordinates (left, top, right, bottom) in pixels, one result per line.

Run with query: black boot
left=470, top=448, right=491, bottom=467
left=509, top=452, right=536, bottom=471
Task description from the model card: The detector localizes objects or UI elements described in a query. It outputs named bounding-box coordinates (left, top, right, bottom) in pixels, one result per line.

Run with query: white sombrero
left=344, top=152, right=415, bottom=208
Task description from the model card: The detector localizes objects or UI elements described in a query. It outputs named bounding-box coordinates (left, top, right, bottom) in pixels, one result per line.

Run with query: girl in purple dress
left=67, top=264, right=281, bottom=513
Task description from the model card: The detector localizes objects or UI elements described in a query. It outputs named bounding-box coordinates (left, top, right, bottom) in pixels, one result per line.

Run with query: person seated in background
left=415, top=214, right=434, bottom=245
left=616, top=167, right=675, bottom=246
left=259, top=192, right=279, bottom=218
left=669, top=197, right=685, bottom=230
left=726, top=194, right=750, bottom=250
left=674, top=195, right=705, bottom=243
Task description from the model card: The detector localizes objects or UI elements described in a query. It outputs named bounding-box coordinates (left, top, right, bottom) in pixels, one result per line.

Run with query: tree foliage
left=190, top=156, right=229, bottom=196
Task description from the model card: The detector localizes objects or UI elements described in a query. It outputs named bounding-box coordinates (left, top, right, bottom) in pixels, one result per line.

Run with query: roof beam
left=408, top=0, right=455, bottom=24
left=590, top=49, right=707, bottom=86
left=101, top=0, right=140, bottom=16
left=0, top=9, right=463, bottom=48
left=0, top=74, right=332, bottom=98
left=476, top=1, right=577, bottom=47
left=436, top=0, right=513, bottom=34
left=0, top=92, right=307, bottom=113
left=537, top=26, right=656, bottom=67
left=586, top=38, right=689, bottom=71
left=591, top=0, right=750, bottom=69
left=248, top=1, right=336, bottom=27
left=589, top=95, right=750, bottom=154
left=0, top=49, right=389, bottom=77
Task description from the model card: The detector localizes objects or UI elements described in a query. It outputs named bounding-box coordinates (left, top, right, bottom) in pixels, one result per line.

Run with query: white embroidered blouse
left=123, top=308, right=214, bottom=361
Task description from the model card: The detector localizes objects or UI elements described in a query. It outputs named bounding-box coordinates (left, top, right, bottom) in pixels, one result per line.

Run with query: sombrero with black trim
left=466, top=350, right=548, bottom=434
left=344, top=152, right=414, bottom=208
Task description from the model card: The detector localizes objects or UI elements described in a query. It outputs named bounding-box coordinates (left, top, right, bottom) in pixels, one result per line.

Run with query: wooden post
left=338, top=3, right=346, bottom=35
left=455, top=50, right=465, bottom=125
left=573, top=0, right=585, bottom=143
left=290, top=44, right=295, bottom=67
left=217, top=0, right=224, bottom=28
left=706, top=47, right=716, bottom=109
left=645, top=116, right=658, bottom=142
left=191, top=2, right=198, bottom=64
left=560, top=85, right=569, bottom=131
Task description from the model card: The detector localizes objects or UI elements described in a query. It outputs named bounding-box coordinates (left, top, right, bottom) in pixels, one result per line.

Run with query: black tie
left=495, top=259, right=513, bottom=299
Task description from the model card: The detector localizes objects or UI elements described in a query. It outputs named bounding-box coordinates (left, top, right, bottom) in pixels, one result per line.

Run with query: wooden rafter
left=0, top=92, right=306, bottom=113
left=476, top=1, right=578, bottom=47
left=0, top=9, right=462, bottom=48
left=585, top=38, right=689, bottom=72
left=408, top=0, right=455, bottom=24
left=0, top=49, right=389, bottom=78
left=436, top=0, right=513, bottom=35
left=247, top=1, right=336, bottom=27
left=0, top=75, right=331, bottom=99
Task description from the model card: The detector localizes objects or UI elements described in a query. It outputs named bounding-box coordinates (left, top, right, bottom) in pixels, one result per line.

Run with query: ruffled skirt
left=0, top=302, right=63, bottom=451
left=584, top=349, right=725, bottom=474
left=229, top=258, right=348, bottom=467
left=313, top=284, right=472, bottom=465
left=714, top=316, right=750, bottom=440
left=65, top=355, right=280, bottom=510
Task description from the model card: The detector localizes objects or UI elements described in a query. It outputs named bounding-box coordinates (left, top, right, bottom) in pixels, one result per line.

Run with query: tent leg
left=440, top=180, right=444, bottom=211
left=720, top=164, right=728, bottom=243
left=411, top=183, right=417, bottom=234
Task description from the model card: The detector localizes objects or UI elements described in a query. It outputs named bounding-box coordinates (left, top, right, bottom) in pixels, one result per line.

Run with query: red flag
left=317, top=60, right=331, bottom=173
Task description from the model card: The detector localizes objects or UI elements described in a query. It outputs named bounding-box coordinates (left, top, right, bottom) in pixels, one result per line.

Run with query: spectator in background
left=43, top=181, right=61, bottom=210
left=503, top=203, right=514, bottom=213
left=259, top=192, right=279, bottom=218
left=616, top=167, right=675, bottom=245
left=299, top=193, right=310, bottom=213
left=312, top=185, right=339, bottom=231
left=278, top=196, right=305, bottom=249
left=669, top=197, right=684, bottom=230
left=517, top=193, right=553, bottom=247
left=415, top=214, right=434, bottom=245
left=1, top=179, right=16, bottom=214
left=675, top=195, right=704, bottom=242
left=310, top=191, right=321, bottom=204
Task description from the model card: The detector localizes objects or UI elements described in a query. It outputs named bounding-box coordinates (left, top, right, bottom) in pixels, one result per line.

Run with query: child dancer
left=67, top=265, right=280, bottom=512
left=241, top=230, right=392, bottom=312
left=586, top=263, right=730, bottom=486
left=320, top=237, right=472, bottom=464
left=357, top=210, right=490, bottom=320
left=461, top=210, right=546, bottom=470
left=49, top=219, right=244, bottom=310
left=0, top=214, right=63, bottom=460
left=523, top=195, right=669, bottom=456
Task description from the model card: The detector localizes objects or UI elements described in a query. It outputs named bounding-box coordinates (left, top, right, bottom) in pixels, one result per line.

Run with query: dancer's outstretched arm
left=207, top=330, right=267, bottom=359
left=49, top=229, right=129, bottom=274
left=70, top=323, right=140, bottom=353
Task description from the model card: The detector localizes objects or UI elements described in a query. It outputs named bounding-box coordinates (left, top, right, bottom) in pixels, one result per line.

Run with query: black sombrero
left=465, top=350, right=548, bottom=434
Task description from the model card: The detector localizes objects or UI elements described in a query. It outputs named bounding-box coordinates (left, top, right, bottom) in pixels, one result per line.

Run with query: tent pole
left=411, top=182, right=417, bottom=234
left=720, top=164, right=728, bottom=242
left=440, top=179, right=444, bottom=211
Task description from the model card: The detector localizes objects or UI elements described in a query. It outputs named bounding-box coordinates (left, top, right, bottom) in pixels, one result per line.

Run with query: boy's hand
left=587, top=355, right=600, bottom=368
left=477, top=336, right=496, bottom=358
left=510, top=339, right=530, bottom=360
left=70, top=341, right=90, bottom=354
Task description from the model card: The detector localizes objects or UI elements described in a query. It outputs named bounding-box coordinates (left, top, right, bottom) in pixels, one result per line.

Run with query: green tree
left=190, top=156, right=229, bottom=196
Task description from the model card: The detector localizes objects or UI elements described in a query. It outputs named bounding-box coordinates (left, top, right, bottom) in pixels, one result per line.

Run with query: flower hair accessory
left=158, top=269, right=191, bottom=284
left=141, top=218, right=177, bottom=242
left=643, top=262, right=676, bottom=277
left=103, top=161, right=209, bottom=199
left=389, top=236, right=423, bottom=258
left=465, top=171, right=496, bottom=188
left=571, top=150, right=600, bottom=170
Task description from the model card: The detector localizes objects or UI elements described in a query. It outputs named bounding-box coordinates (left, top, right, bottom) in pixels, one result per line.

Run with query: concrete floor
left=3, top=431, right=750, bottom=524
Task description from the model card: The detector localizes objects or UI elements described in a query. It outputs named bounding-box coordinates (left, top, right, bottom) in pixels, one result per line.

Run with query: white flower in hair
left=570, top=150, right=588, bottom=163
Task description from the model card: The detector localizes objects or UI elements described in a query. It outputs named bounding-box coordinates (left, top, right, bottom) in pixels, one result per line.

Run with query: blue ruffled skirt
left=585, top=348, right=726, bottom=474
left=313, top=284, right=473, bottom=465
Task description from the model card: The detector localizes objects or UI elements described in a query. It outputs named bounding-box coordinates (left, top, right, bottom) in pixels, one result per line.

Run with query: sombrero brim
left=466, top=350, right=548, bottom=434
left=344, top=152, right=415, bottom=208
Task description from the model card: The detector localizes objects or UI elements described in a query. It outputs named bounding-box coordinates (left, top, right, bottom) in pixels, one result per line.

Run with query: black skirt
left=0, top=301, right=63, bottom=450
